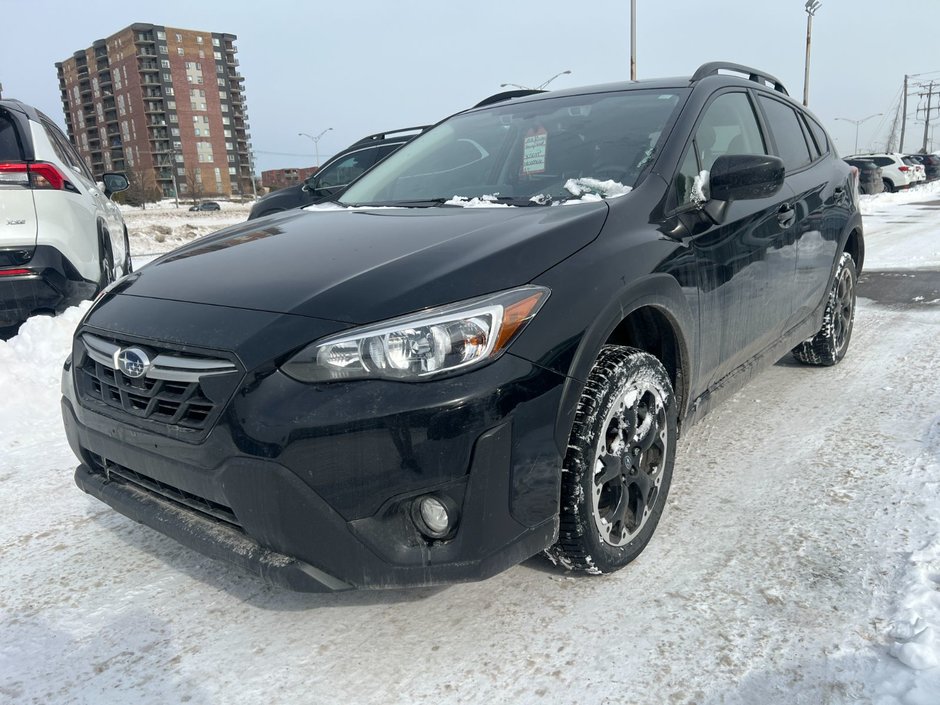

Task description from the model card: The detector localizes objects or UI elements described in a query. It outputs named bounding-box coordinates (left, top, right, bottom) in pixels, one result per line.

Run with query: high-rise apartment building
left=56, top=22, right=254, bottom=199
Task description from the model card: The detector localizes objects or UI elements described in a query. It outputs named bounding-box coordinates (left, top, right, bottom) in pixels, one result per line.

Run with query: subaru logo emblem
left=116, top=347, right=151, bottom=379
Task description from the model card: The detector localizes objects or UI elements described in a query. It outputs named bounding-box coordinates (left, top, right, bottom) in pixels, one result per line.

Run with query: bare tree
left=185, top=166, right=205, bottom=205
left=119, top=164, right=161, bottom=208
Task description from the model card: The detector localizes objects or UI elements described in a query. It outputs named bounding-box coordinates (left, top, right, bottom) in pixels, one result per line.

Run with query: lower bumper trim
left=75, top=463, right=353, bottom=592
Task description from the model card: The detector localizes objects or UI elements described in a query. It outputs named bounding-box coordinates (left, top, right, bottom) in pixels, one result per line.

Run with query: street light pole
left=500, top=70, right=571, bottom=91
left=803, top=0, right=821, bottom=106
left=630, top=0, right=637, bottom=80
left=298, top=127, right=333, bottom=168
left=835, top=114, right=883, bottom=154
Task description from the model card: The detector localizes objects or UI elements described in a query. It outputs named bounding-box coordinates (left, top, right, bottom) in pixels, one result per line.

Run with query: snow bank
left=122, top=203, right=252, bottom=259
left=860, top=180, right=940, bottom=215
left=0, top=303, right=89, bottom=439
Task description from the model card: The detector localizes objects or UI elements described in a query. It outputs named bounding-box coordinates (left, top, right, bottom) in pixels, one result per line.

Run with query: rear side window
left=758, top=96, right=812, bottom=172
left=40, top=116, right=93, bottom=181
left=804, top=115, right=829, bottom=155
left=0, top=112, right=25, bottom=161
left=871, top=156, right=892, bottom=167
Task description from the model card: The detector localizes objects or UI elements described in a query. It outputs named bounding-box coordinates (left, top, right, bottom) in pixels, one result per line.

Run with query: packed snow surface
left=1, top=190, right=939, bottom=704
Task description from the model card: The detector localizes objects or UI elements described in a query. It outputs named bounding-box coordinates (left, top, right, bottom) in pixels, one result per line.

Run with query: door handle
left=777, top=204, right=796, bottom=228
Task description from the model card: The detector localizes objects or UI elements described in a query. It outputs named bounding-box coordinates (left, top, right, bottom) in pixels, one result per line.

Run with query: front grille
left=75, top=332, right=240, bottom=434
left=86, top=452, right=241, bottom=528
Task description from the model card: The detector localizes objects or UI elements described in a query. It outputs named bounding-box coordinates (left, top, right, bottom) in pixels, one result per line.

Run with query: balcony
left=136, top=48, right=158, bottom=58
left=144, top=104, right=166, bottom=114
left=225, top=54, right=238, bottom=66
left=104, top=111, right=118, bottom=124
left=98, top=71, right=112, bottom=86
left=139, top=60, right=160, bottom=71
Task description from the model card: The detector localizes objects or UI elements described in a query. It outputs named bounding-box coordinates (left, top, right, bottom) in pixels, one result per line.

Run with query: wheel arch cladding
left=552, top=273, right=695, bottom=456
left=843, top=227, right=864, bottom=275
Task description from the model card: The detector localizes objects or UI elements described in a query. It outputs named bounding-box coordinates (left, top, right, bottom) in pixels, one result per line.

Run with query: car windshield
left=339, top=89, right=685, bottom=207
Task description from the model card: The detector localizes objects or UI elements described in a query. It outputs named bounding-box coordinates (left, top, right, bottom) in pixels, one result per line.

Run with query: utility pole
left=803, top=1, right=821, bottom=106
left=922, top=81, right=935, bottom=153
left=886, top=100, right=901, bottom=153
left=630, top=0, right=637, bottom=80
left=900, top=74, right=909, bottom=152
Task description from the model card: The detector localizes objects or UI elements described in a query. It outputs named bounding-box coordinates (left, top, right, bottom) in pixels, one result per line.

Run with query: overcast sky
left=3, top=0, right=940, bottom=172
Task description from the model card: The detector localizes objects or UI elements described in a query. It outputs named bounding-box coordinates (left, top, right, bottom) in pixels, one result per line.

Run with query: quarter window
left=758, top=96, right=812, bottom=172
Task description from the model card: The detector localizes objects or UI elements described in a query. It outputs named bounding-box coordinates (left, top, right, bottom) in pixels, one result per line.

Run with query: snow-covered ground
left=1, top=190, right=939, bottom=704
left=121, top=202, right=252, bottom=262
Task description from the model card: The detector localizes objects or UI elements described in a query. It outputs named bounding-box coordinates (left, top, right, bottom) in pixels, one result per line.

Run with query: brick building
left=55, top=22, right=254, bottom=199
left=261, top=166, right=318, bottom=190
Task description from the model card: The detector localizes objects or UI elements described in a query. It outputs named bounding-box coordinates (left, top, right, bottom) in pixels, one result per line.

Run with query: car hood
left=119, top=203, right=610, bottom=324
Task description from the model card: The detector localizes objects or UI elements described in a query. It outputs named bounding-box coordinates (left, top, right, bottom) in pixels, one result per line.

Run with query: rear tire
left=546, top=345, right=677, bottom=574
left=883, top=178, right=894, bottom=193
left=792, top=252, right=857, bottom=366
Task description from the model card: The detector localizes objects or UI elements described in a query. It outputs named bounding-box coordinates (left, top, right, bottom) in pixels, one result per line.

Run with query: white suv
left=847, top=152, right=917, bottom=192
left=0, top=99, right=129, bottom=327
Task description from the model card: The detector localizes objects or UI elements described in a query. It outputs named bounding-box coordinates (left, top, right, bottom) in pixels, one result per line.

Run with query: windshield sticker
left=523, top=127, right=548, bottom=175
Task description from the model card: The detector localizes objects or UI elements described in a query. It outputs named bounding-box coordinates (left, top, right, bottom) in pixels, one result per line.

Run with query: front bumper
left=0, top=245, right=96, bottom=326
left=62, top=341, right=567, bottom=591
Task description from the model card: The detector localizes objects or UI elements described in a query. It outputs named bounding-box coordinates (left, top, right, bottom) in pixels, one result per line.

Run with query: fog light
left=412, top=495, right=458, bottom=540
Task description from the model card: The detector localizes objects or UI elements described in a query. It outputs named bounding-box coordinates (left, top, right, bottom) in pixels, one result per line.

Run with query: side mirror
left=708, top=154, right=785, bottom=203
left=101, top=172, right=129, bottom=197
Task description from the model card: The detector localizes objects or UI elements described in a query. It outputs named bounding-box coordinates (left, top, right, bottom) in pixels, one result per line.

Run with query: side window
left=316, top=149, right=378, bottom=189
left=0, top=112, right=25, bottom=160
left=674, top=144, right=700, bottom=207
left=41, top=118, right=94, bottom=181
left=805, top=115, right=829, bottom=155
left=694, top=92, right=766, bottom=173
left=372, top=143, right=402, bottom=164
left=758, top=96, right=813, bottom=172
left=872, top=156, right=892, bottom=168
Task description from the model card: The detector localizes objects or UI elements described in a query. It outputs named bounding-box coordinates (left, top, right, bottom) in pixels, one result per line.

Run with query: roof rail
left=472, top=89, right=545, bottom=109
left=351, top=126, right=428, bottom=145
left=691, top=62, right=788, bottom=96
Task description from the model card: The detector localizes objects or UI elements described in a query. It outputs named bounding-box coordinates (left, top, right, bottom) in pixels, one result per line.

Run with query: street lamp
left=835, top=114, right=882, bottom=154
left=803, top=0, right=821, bottom=106
left=500, top=70, right=571, bottom=91
left=298, top=127, right=333, bottom=167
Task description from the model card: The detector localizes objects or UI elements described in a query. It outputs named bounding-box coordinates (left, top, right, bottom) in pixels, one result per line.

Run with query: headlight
left=281, top=285, right=549, bottom=383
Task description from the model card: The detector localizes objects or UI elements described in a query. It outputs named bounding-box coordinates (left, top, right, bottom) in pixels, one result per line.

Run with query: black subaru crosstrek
left=62, top=62, right=863, bottom=591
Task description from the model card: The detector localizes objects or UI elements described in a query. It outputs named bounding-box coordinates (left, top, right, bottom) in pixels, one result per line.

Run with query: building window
left=161, top=59, right=170, bottom=68
left=221, top=116, right=230, bottom=125
left=171, top=127, right=180, bottom=136
left=157, top=31, right=166, bottom=40
left=212, top=37, right=220, bottom=47
left=162, top=72, right=171, bottom=82
left=225, top=142, right=233, bottom=150
left=175, top=154, right=184, bottom=163
left=167, top=100, right=176, bottom=109
left=175, top=33, right=182, bottom=42
left=169, top=114, right=178, bottom=123
left=159, top=45, right=168, bottom=54
left=229, top=166, right=237, bottom=174
left=214, top=52, right=222, bottom=61
left=165, top=87, right=174, bottom=96
left=199, top=50, right=205, bottom=59
left=220, top=104, right=228, bottom=113
left=224, top=129, right=232, bottom=138
left=173, top=141, right=182, bottom=149
left=177, top=47, right=184, bottom=55
left=197, top=36, right=204, bottom=44
left=217, top=78, right=225, bottom=87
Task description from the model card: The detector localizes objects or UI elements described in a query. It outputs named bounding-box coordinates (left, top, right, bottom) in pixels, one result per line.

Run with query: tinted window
left=40, top=116, right=94, bottom=181
left=805, top=116, right=829, bottom=154
left=694, top=92, right=766, bottom=172
left=758, top=96, right=812, bottom=171
left=871, top=156, right=892, bottom=167
left=675, top=144, right=700, bottom=207
left=316, top=148, right=379, bottom=189
left=0, top=112, right=24, bottom=160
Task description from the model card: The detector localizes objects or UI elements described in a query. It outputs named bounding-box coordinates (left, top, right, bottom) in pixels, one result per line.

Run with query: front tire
left=792, top=252, right=857, bottom=366
left=546, top=345, right=677, bottom=574
left=97, top=236, right=115, bottom=293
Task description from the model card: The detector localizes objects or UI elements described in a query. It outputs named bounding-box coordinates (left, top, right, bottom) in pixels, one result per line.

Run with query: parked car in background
left=0, top=99, right=129, bottom=328
left=905, top=153, right=940, bottom=181
left=843, top=157, right=885, bottom=195
left=902, top=156, right=926, bottom=183
left=189, top=201, right=221, bottom=212
left=63, top=62, right=863, bottom=592
left=848, top=152, right=917, bottom=192
left=247, top=127, right=426, bottom=220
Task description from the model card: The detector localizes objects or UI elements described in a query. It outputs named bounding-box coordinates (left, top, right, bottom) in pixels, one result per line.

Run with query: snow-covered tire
left=792, top=252, right=857, bottom=366
left=546, top=345, right=677, bottom=574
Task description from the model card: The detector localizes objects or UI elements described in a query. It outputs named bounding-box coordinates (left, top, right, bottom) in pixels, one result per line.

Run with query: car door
left=757, top=99, right=845, bottom=323
left=41, top=116, right=128, bottom=273
left=670, top=90, right=799, bottom=392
